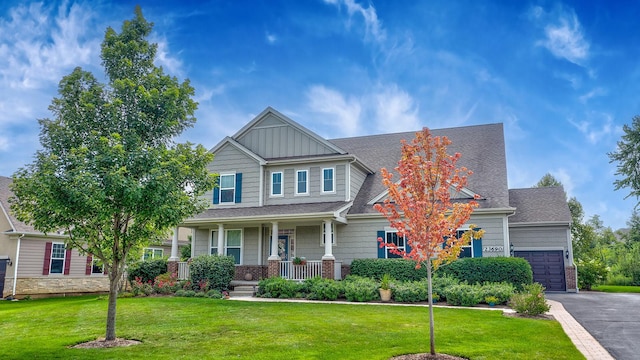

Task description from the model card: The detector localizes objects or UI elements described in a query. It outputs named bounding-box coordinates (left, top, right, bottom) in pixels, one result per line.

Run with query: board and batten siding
left=509, top=226, right=569, bottom=249
left=265, top=163, right=347, bottom=205
left=236, top=113, right=338, bottom=159
left=205, top=143, right=261, bottom=208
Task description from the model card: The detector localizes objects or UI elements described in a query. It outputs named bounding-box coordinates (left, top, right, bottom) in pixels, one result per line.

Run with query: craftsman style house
left=178, top=107, right=576, bottom=292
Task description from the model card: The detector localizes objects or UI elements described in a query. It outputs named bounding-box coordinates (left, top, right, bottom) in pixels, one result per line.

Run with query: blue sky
left=0, top=0, right=638, bottom=230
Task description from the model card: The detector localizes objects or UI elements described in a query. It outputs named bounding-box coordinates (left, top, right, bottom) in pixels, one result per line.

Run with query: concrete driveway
left=547, top=292, right=640, bottom=360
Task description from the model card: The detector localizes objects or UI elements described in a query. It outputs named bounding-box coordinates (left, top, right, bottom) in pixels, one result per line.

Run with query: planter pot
left=379, top=289, right=392, bottom=302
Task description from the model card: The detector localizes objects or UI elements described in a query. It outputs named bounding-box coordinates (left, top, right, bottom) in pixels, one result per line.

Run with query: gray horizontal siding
left=265, top=162, right=347, bottom=205
left=350, top=166, right=367, bottom=202
left=205, top=143, right=261, bottom=208
left=17, top=238, right=100, bottom=278
left=509, top=226, right=569, bottom=249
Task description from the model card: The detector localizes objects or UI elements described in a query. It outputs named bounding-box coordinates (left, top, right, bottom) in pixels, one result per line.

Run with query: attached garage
left=514, top=250, right=566, bottom=291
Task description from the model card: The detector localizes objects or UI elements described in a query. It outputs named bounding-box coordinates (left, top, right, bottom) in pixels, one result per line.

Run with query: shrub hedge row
left=437, top=257, right=533, bottom=289
left=188, top=254, right=236, bottom=291
left=127, top=259, right=168, bottom=284
left=350, top=258, right=428, bottom=281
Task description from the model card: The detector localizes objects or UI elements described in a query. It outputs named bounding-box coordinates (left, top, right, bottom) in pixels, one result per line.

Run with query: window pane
left=154, top=249, right=163, bottom=258
left=92, top=258, right=104, bottom=274
left=50, top=259, right=63, bottom=273
left=52, top=243, right=65, bottom=259
left=272, top=173, right=282, bottom=195
left=460, top=247, right=472, bottom=258
left=297, top=171, right=307, bottom=193
left=210, top=247, right=218, bottom=255
left=220, top=174, right=235, bottom=188
left=323, top=169, right=334, bottom=192
left=143, top=249, right=152, bottom=260
left=220, top=189, right=234, bottom=203
left=227, top=230, right=241, bottom=246
left=226, top=248, right=241, bottom=264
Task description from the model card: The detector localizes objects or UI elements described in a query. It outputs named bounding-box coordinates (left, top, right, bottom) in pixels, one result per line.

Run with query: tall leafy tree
left=610, top=115, right=640, bottom=201
left=624, top=210, right=640, bottom=244
left=10, top=7, right=214, bottom=342
left=374, top=128, right=483, bottom=356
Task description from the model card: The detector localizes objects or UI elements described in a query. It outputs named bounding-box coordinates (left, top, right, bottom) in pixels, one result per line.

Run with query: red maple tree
left=374, top=128, right=483, bottom=355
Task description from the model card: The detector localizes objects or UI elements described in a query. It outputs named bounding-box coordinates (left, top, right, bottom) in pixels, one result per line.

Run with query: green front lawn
left=593, top=285, right=640, bottom=293
left=0, top=296, right=583, bottom=359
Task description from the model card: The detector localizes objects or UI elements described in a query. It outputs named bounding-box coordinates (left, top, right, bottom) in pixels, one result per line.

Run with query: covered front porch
left=169, top=202, right=351, bottom=281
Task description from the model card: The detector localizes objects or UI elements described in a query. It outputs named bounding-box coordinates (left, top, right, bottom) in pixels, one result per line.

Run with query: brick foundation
left=566, top=265, right=578, bottom=292
left=340, top=264, right=350, bottom=280
left=322, top=259, right=334, bottom=279
left=234, top=265, right=268, bottom=281
left=168, top=261, right=178, bottom=278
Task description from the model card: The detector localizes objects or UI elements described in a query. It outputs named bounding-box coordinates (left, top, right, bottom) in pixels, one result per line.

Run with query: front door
left=0, top=259, right=7, bottom=297
left=278, top=235, right=289, bottom=261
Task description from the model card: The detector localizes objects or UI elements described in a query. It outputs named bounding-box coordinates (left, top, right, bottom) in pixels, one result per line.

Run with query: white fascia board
left=366, top=183, right=481, bottom=206
left=509, top=221, right=571, bottom=228
left=181, top=211, right=343, bottom=226
left=0, top=200, right=16, bottom=233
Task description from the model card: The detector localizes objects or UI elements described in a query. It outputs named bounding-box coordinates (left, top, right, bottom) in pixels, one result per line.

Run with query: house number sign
left=482, top=246, right=504, bottom=252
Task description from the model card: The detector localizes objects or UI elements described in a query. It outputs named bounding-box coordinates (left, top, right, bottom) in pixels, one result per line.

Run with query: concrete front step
left=230, top=284, right=257, bottom=297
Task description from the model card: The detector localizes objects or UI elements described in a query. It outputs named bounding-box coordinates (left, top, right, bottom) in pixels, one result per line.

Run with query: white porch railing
left=279, top=260, right=323, bottom=281
left=178, top=262, right=190, bottom=280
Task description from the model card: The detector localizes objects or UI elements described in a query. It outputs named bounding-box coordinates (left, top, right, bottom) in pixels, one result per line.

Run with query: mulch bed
left=391, top=353, right=467, bottom=360
left=71, top=338, right=142, bottom=349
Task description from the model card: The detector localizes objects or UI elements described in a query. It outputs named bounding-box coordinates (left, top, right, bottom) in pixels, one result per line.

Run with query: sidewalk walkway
left=547, top=299, right=614, bottom=360
left=231, top=296, right=614, bottom=359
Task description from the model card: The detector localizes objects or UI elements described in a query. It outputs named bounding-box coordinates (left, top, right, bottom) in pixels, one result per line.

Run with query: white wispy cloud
left=266, top=32, right=277, bottom=44
left=373, top=84, right=419, bottom=133
left=324, top=0, right=386, bottom=44
left=579, top=87, right=607, bottom=103
left=153, top=37, right=184, bottom=77
left=306, top=85, right=361, bottom=136
left=532, top=5, right=590, bottom=66
left=568, top=112, right=613, bottom=144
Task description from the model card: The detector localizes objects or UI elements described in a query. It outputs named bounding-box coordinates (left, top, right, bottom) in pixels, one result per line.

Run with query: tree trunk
left=427, top=264, right=436, bottom=355
left=105, top=262, right=121, bottom=341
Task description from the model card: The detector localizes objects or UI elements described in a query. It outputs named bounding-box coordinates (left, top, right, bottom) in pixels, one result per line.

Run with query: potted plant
left=379, top=274, right=393, bottom=302
left=292, top=256, right=306, bottom=266
left=485, top=295, right=498, bottom=307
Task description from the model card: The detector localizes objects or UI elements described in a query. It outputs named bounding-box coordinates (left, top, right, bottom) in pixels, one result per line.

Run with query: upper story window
left=296, top=170, right=308, bottom=195
left=322, top=168, right=335, bottom=193
left=219, top=174, right=236, bottom=203
left=271, top=171, right=283, bottom=196
left=213, top=172, right=242, bottom=205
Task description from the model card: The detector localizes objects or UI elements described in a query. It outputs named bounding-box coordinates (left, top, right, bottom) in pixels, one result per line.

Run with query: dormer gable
left=233, top=107, right=347, bottom=159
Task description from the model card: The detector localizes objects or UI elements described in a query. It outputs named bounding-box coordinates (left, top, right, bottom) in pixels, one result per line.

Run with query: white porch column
left=258, top=225, right=263, bottom=265
left=190, top=227, right=196, bottom=258
left=168, top=226, right=180, bottom=261
left=217, top=224, right=225, bottom=256
left=322, top=219, right=335, bottom=260
left=269, top=221, right=279, bottom=260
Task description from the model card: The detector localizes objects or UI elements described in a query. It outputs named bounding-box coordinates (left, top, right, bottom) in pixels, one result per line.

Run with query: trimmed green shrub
left=189, top=254, right=235, bottom=291
left=479, top=282, right=515, bottom=304
left=343, top=275, right=379, bottom=302
left=127, top=259, right=168, bottom=284
left=153, top=273, right=179, bottom=294
left=183, top=290, right=196, bottom=297
left=509, top=283, right=550, bottom=316
left=393, top=280, right=429, bottom=303
left=350, top=258, right=428, bottom=281
left=206, top=289, right=223, bottom=299
left=174, top=289, right=186, bottom=297
left=431, top=274, right=460, bottom=301
left=443, top=284, right=483, bottom=306
left=258, top=277, right=305, bottom=298
left=305, top=277, right=342, bottom=301
left=438, top=257, right=533, bottom=290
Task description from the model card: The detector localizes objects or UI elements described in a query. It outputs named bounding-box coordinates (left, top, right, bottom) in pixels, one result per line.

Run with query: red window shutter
left=64, top=248, right=72, bottom=275
left=85, top=255, right=93, bottom=275
left=43, top=242, right=52, bottom=275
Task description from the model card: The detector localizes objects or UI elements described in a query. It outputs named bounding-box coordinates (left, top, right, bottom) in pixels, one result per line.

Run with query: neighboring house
left=0, top=176, right=191, bottom=298
left=0, top=176, right=109, bottom=298
left=176, top=107, right=577, bottom=292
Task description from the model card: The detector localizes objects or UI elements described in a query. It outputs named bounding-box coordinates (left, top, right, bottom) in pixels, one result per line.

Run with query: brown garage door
left=514, top=250, right=566, bottom=291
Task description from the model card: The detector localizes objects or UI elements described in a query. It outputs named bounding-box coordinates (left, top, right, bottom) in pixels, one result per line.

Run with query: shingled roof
left=0, top=176, right=38, bottom=234
left=508, top=187, right=572, bottom=225
left=329, top=123, right=510, bottom=214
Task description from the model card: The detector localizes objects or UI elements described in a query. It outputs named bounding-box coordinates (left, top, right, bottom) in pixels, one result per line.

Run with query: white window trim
left=322, top=167, right=335, bottom=194
left=456, top=229, right=475, bottom=258
left=321, top=222, right=336, bottom=246
left=295, top=169, right=309, bottom=195
left=219, top=172, right=236, bottom=205
left=270, top=171, right=284, bottom=197
left=50, top=242, right=66, bottom=275
left=225, top=229, right=243, bottom=265
left=91, top=257, right=105, bottom=275
left=210, top=230, right=218, bottom=255
left=384, top=230, right=405, bottom=259
left=143, top=247, right=164, bottom=261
